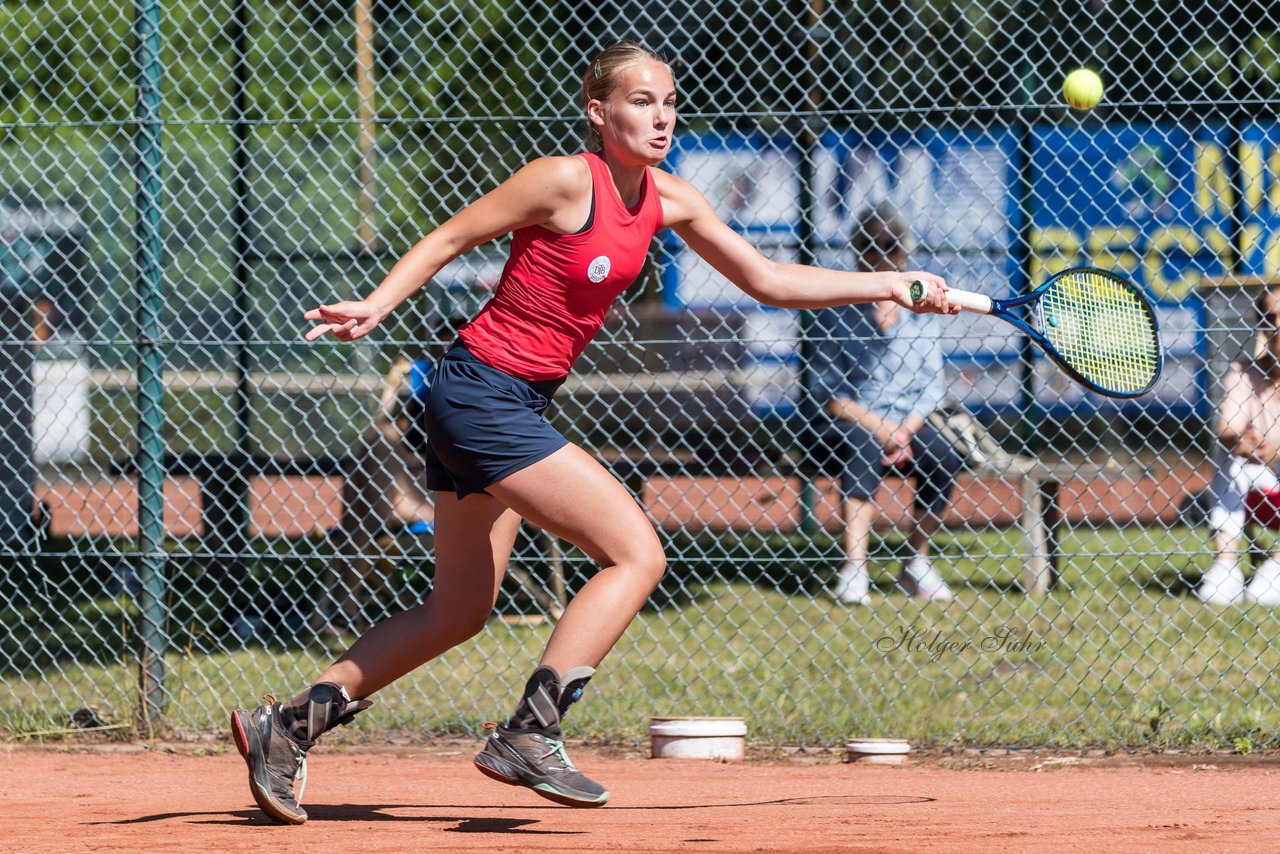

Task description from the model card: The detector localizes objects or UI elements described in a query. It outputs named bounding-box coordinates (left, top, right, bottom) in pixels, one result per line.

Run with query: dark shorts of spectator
left=808, top=419, right=963, bottom=516
left=419, top=342, right=568, bottom=500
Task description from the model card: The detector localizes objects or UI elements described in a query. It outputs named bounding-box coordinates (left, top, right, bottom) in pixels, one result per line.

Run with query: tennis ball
left=1062, top=68, right=1103, bottom=110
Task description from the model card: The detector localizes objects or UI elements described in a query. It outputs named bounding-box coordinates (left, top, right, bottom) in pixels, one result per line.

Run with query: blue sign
left=662, top=121, right=1275, bottom=416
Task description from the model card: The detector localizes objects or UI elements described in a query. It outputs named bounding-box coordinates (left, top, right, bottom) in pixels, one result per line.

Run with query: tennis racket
left=910, top=267, right=1163, bottom=398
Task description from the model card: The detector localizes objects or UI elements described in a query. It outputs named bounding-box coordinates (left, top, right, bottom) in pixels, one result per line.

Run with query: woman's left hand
left=303, top=299, right=389, bottom=342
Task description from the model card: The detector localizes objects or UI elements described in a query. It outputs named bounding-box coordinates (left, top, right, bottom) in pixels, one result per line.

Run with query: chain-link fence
left=3, top=0, right=1278, bottom=750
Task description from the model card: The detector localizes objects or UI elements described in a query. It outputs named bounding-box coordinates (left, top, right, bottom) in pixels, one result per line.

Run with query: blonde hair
left=581, top=40, right=670, bottom=151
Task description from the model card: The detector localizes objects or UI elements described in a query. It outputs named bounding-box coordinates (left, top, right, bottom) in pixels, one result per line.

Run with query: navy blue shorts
left=812, top=419, right=962, bottom=515
left=420, top=343, right=569, bottom=499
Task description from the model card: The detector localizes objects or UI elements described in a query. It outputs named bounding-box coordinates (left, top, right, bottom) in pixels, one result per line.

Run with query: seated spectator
left=1198, top=283, right=1280, bottom=606
left=809, top=204, right=962, bottom=605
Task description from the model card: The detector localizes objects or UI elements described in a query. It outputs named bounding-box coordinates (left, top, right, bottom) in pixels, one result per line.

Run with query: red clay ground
left=4, top=744, right=1277, bottom=853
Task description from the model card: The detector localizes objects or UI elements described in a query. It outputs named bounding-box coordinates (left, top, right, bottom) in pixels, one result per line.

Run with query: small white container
left=844, top=738, right=911, bottom=765
left=649, top=716, right=747, bottom=761
left=33, top=356, right=91, bottom=464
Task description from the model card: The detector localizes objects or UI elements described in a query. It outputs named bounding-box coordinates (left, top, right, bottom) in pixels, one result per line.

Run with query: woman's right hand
left=891, top=271, right=956, bottom=314
left=303, top=300, right=389, bottom=342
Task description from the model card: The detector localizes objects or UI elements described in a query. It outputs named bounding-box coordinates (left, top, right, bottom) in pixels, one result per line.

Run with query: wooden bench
left=597, top=443, right=1140, bottom=597
left=966, top=456, right=1132, bottom=596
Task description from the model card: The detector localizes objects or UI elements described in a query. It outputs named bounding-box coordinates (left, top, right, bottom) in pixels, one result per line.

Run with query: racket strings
left=1038, top=270, right=1160, bottom=395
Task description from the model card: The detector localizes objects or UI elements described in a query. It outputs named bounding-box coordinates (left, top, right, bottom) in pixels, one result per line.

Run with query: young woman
left=231, top=40, right=954, bottom=824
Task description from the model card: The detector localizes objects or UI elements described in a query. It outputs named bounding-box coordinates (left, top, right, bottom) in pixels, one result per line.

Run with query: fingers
left=906, top=273, right=957, bottom=314
left=936, top=285, right=960, bottom=315
left=303, top=322, right=353, bottom=341
left=881, top=448, right=913, bottom=468
left=304, top=319, right=359, bottom=342
left=303, top=303, right=369, bottom=341
left=924, top=276, right=950, bottom=314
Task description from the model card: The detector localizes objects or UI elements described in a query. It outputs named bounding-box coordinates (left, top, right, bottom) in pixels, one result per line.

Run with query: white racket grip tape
left=909, top=279, right=994, bottom=314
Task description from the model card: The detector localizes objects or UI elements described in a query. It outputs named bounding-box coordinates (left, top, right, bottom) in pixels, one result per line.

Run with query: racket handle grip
left=909, top=279, right=993, bottom=314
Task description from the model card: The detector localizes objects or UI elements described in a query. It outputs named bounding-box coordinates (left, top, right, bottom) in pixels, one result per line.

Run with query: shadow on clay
left=95, top=793, right=935, bottom=829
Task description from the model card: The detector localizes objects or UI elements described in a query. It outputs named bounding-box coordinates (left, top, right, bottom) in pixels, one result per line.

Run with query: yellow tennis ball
left=1063, top=68, right=1103, bottom=110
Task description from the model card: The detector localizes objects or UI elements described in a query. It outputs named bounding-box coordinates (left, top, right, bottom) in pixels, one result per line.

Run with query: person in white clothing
left=1199, top=284, right=1280, bottom=605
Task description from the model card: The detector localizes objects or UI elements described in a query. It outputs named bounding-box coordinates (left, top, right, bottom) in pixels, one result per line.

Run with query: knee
left=629, top=547, right=667, bottom=590
left=424, top=596, right=491, bottom=644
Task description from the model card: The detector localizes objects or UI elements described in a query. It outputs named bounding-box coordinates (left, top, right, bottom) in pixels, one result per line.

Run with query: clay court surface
left=5, top=744, right=1277, bottom=852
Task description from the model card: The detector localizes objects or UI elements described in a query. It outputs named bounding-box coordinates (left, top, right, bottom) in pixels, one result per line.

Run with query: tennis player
left=231, top=39, right=955, bottom=824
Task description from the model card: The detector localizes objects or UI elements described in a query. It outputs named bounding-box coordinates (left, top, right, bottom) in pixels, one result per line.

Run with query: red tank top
left=457, top=151, right=664, bottom=380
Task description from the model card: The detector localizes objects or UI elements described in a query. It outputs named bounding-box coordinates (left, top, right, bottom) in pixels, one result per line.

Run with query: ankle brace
left=506, top=665, right=595, bottom=734
left=279, top=682, right=373, bottom=746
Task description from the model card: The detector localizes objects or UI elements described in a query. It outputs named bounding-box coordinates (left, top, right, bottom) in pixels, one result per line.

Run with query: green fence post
left=795, top=0, right=826, bottom=538
left=134, top=0, right=168, bottom=730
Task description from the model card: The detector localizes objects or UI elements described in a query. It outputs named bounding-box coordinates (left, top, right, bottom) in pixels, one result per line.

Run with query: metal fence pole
left=0, top=293, right=33, bottom=545
left=223, top=0, right=254, bottom=581
left=133, top=0, right=168, bottom=728
left=794, top=0, right=825, bottom=537
left=1012, top=0, right=1041, bottom=455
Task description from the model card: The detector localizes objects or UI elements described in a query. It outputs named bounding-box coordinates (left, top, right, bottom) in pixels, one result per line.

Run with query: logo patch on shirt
left=587, top=256, right=611, bottom=283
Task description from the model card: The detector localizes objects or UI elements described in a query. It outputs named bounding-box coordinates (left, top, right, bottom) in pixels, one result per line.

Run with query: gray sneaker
left=230, top=683, right=373, bottom=825
left=474, top=722, right=609, bottom=807
left=230, top=698, right=310, bottom=825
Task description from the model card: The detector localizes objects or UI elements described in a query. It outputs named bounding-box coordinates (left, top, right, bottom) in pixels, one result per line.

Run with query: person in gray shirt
left=809, top=204, right=961, bottom=604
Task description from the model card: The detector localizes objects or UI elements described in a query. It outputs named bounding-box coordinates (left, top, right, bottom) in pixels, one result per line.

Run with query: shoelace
left=483, top=721, right=578, bottom=773
left=540, top=738, right=576, bottom=772
left=294, top=752, right=308, bottom=805
left=263, top=694, right=309, bottom=806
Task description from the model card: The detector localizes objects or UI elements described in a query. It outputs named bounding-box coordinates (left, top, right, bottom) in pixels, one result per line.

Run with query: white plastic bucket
left=33, top=357, right=91, bottom=465
left=649, top=716, right=747, bottom=761
left=844, top=738, right=911, bottom=765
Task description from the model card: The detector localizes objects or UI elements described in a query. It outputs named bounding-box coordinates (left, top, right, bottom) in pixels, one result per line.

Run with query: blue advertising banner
left=662, top=121, right=1280, bottom=416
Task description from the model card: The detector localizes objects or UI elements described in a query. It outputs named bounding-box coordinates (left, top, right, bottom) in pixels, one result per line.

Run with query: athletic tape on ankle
left=528, top=682, right=559, bottom=729
left=558, top=666, right=595, bottom=715
left=300, top=682, right=372, bottom=742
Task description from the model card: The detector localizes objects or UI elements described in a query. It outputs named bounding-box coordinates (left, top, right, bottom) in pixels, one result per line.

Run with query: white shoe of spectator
left=1245, top=559, right=1280, bottom=606
left=832, top=563, right=871, bottom=606
left=1195, top=560, right=1245, bottom=605
left=900, top=555, right=954, bottom=601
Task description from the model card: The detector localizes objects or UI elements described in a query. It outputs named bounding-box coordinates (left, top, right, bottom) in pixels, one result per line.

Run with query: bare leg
left=310, top=491, right=521, bottom=699
left=908, top=508, right=942, bottom=557
left=1213, top=529, right=1242, bottom=564
left=305, top=442, right=661, bottom=698
left=843, top=496, right=875, bottom=565
left=465, top=444, right=660, bottom=809
left=486, top=444, right=666, bottom=672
